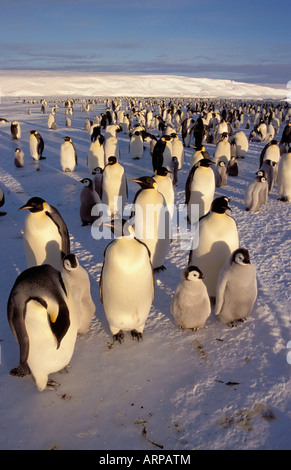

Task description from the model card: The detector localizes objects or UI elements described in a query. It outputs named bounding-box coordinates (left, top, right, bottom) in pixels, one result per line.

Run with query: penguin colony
left=1, top=95, right=290, bottom=391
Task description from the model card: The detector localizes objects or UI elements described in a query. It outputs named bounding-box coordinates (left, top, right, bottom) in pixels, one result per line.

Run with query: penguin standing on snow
left=129, top=131, right=144, bottom=159
left=60, top=136, right=77, bottom=172
left=259, top=140, right=280, bottom=169
left=244, top=173, right=268, bottom=212
left=99, top=220, right=154, bottom=343
left=101, top=156, right=128, bottom=218
left=193, top=117, right=205, bottom=149
left=171, top=157, right=179, bottom=186
left=215, top=248, right=257, bottom=326
left=79, top=178, right=102, bottom=226
left=259, top=160, right=276, bottom=191
left=131, top=176, right=171, bottom=272
left=214, top=161, right=227, bottom=188
left=19, top=197, right=70, bottom=271
left=14, top=148, right=24, bottom=168
left=93, top=167, right=103, bottom=199
left=189, top=196, right=239, bottom=299
left=185, top=158, right=215, bottom=222
left=171, top=133, right=185, bottom=169
left=170, top=266, right=211, bottom=330
left=213, top=132, right=231, bottom=165
left=11, top=121, right=21, bottom=140
left=29, top=130, right=44, bottom=160
left=153, top=167, right=175, bottom=221
left=227, top=156, right=238, bottom=176
left=87, top=135, right=105, bottom=173
left=277, top=148, right=291, bottom=201
left=61, top=253, right=95, bottom=334
left=7, top=264, right=77, bottom=391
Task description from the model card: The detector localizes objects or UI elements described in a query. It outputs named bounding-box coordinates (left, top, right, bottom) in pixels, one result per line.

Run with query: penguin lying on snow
left=171, top=266, right=211, bottom=330
left=99, top=220, right=154, bottom=344
left=19, top=197, right=70, bottom=271
left=7, top=265, right=75, bottom=391
left=215, top=248, right=257, bottom=326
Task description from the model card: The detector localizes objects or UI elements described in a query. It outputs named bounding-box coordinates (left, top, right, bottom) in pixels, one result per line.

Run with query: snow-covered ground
left=0, top=73, right=290, bottom=451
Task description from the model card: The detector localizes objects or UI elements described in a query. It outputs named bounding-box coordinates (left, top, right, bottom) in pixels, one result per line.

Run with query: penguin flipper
left=45, top=207, right=70, bottom=256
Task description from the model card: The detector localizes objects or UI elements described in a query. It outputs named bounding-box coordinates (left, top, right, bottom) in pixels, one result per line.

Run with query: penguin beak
left=130, top=178, right=142, bottom=184
left=18, top=204, right=33, bottom=211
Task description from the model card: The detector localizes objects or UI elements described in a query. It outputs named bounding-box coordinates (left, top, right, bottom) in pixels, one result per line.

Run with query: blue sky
left=0, top=0, right=290, bottom=84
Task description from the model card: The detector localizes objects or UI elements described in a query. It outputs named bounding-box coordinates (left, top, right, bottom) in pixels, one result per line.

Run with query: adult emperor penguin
left=279, top=122, right=291, bottom=148
left=190, top=145, right=211, bottom=170
left=230, top=131, right=249, bottom=158
left=29, top=130, right=44, bottom=160
left=215, top=248, right=257, bottom=326
left=259, top=140, right=280, bottom=168
left=244, top=173, right=268, bottom=212
left=129, top=130, right=144, bottom=159
left=170, top=266, right=211, bottom=330
left=213, top=132, right=231, bottom=165
left=185, top=158, right=215, bottom=222
left=7, top=264, right=78, bottom=391
left=14, top=148, right=25, bottom=168
left=11, top=121, right=21, bottom=140
left=87, top=135, right=105, bottom=173
left=189, top=196, right=239, bottom=299
left=131, top=176, right=171, bottom=272
left=60, top=136, right=77, bottom=172
left=19, top=197, right=70, bottom=271
left=99, top=220, right=154, bottom=343
left=153, top=167, right=175, bottom=221
left=104, top=136, right=120, bottom=165
left=79, top=178, right=102, bottom=226
left=171, top=133, right=185, bottom=169
left=277, top=148, right=291, bottom=201
left=101, top=156, right=128, bottom=217
left=61, top=253, right=95, bottom=334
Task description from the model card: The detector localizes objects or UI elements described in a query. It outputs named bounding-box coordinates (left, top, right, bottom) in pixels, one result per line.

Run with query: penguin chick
left=80, top=178, right=102, bottom=226
left=99, top=221, right=154, bottom=343
left=62, top=253, right=95, bottom=334
left=14, top=148, right=24, bottom=168
left=214, top=161, right=227, bottom=187
left=11, top=121, right=21, bottom=140
left=244, top=175, right=268, bottom=212
left=7, top=264, right=77, bottom=391
left=19, top=197, right=70, bottom=271
left=171, top=266, right=211, bottom=330
left=215, top=248, right=257, bottom=326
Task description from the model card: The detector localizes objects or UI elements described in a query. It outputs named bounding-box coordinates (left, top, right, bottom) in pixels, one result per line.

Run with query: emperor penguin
left=213, top=133, right=231, bottom=165
left=244, top=174, right=268, bottom=212
left=129, top=131, right=144, bottom=159
left=190, top=145, right=211, bottom=170
left=80, top=178, right=102, bottom=226
left=227, top=156, right=238, bottom=176
left=104, top=136, right=120, bottom=165
left=61, top=253, right=95, bottom=334
left=7, top=264, right=78, bottom=391
left=29, top=130, right=44, bottom=160
left=185, top=158, right=215, bottom=222
left=215, top=248, right=257, bottom=326
left=153, top=167, right=175, bottom=222
left=171, top=133, right=185, bottom=169
left=101, top=156, right=128, bottom=218
left=99, top=220, right=154, bottom=343
left=0, top=185, right=7, bottom=216
left=259, top=140, right=280, bottom=168
left=47, top=113, right=56, bottom=129
left=60, top=136, right=77, bottom=172
left=259, top=159, right=276, bottom=191
left=214, top=161, right=227, bottom=188
left=170, top=266, right=211, bottom=331
left=189, top=196, right=239, bottom=299
left=277, top=148, right=291, bottom=201
left=11, top=121, right=21, bottom=140
left=19, top=197, right=70, bottom=271
left=231, top=131, right=249, bottom=158
left=193, top=117, right=205, bottom=149
left=87, top=135, right=105, bottom=173
left=14, top=148, right=24, bottom=168
left=279, top=123, right=291, bottom=148
left=171, top=157, right=179, bottom=186
left=131, top=176, right=171, bottom=272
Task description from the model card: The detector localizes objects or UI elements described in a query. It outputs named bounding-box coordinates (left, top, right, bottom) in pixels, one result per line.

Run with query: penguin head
left=232, top=248, right=251, bottom=266
left=131, top=176, right=157, bottom=190
left=183, top=265, right=205, bottom=281
left=30, top=130, right=38, bottom=136
left=108, top=156, right=117, bottom=165
left=80, top=178, right=93, bottom=189
left=218, top=161, right=225, bottom=167
left=198, top=158, right=214, bottom=168
left=63, top=136, right=72, bottom=142
left=63, top=253, right=79, bottom=271
left=93, top=167, right=103, bottom=175
left=18, top=196, right=46, bottom=213
left=211, top=196, right=231, bottom=214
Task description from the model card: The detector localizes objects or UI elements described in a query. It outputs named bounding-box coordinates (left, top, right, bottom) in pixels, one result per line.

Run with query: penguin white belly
left=60, top=142, right=76, bottom=171
left=213, top=142, right=231, bottom=164
left=29, top=136, right=39, bottom=160
left=188, top=169, right=215, bottom=220
left=23, top=212, right=63, bottom=270
left=134, top=190, right=170, bottom=269
left=232, top=131, right=248, bottom=157
left=153, top=175, right=175, bottom=220
left=102, top=171, right=127, bottom=217
left=87, top=142, right=105, bottom=171
left=264, top=146, right=280, bottom=163
left=101, top=239, right=153, bottom=334
left=130, top=136, right=144, bottom=158
left=190, top=213, right=239, bottom=297
left=172, top=140, right=184, bottom=169
left=104, top=137, right=119, bottom=164
left=25, top=299, right=78, bottom=391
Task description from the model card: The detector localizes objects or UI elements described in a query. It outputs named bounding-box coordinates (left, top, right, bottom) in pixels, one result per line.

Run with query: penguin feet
left=131, top=329, right=143, bottom=341
left=227, top=321, right=238, bottom=328
left=10, top=363, right=30, bottom=377
left=278, top=196, right=289, bottom=202
left=0, top=211, right=7, bottom=216
left=113, top=330, right=124, bottom=344
left=46, top=379, right=60, bottom=390
left=133, top=157, right=140, bottom=160
left=154, top=265, right=166, bottom=273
